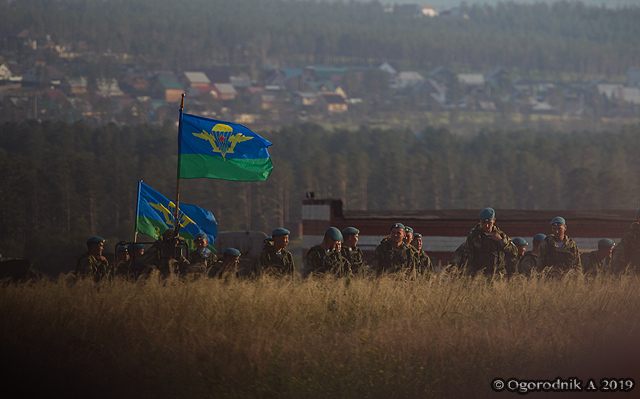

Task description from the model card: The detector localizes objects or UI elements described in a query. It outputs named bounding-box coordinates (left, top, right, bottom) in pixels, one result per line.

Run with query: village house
left=181, top=71, right=211, bottom=88
left=212, top=83, right=237, bottom=101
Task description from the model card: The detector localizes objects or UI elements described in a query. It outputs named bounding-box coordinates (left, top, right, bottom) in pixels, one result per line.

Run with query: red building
left=301, top=198, right=636, bottom=267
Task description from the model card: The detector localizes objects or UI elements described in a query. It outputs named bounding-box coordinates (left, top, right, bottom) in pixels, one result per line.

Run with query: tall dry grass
left=1, top=272, right=639, bottom=399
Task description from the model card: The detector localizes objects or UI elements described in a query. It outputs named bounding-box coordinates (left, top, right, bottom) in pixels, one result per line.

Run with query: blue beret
left=325, top=227, right=343, bottom=242
left=128, top=243, right=144, bottom=252
left=405, top=226, right=414, bottom=233
left=391, top=222, right=405, bottom=230
left=478, top=208, right=496, bottom=221
left=533, top=234, right=546, bottom=242
left=550, top=216, right=566, bottom=226
left=87, top=236, right=105, bottom=244
left=223, top=248, right=241, bottom=257
left=598, top=238, right=615, bottom=248
left=117, top=245, right=128, bottom=253
left=512, top=237, right=527, bottom=246
left=194, top=232, right=207, bottom=240
left=272, top=228, right=290, bottom=236
left=264, top=236, right=274, bottom=243
left=413, top=233, right=422, bottom=238
left=342, top=227, right=359, bottom=235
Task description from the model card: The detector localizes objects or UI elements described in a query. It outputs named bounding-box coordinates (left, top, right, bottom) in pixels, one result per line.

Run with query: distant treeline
left=2, top=0, right=640, bottom=76
left=1, top=120, right=639, bottom=274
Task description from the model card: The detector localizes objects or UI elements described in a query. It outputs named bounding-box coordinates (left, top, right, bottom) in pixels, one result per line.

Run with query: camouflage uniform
left=306, top=245, right=349, bottom=277
left=536, top=235, right=581, bottom=276
left=611, top=222, right=640, bottom=273
left=208, top=259, right=238, bottom=279
left=340, top=246, right=365, bottom=274
left=516, top=252, right=537, bottom=276
left=371, top=240, right=416, bottom=276
left=465, top=224, right=518, bottom=276
left=580, top=251, right=610, bottom=276
left=188, top=249, right=217, bottom=274
left=415, top=249, right=435, bottom=275
left=76, top=253, right=111, bottom=281
left=255, top=242, right=295, bottom=276
left=449, top=241, right=470, bottom=272
left=136, top=239, right=190, bottom=277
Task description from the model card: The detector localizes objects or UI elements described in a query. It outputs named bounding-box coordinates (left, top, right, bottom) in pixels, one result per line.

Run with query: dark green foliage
left=1, top=120, right=640, bottom=275
left=1, top=0, right=639, bottom=74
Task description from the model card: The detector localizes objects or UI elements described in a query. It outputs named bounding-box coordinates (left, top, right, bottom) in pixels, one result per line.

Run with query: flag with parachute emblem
left=135, top=181, right=217, bottom=247
left=178, top=112, right=273, bottom=181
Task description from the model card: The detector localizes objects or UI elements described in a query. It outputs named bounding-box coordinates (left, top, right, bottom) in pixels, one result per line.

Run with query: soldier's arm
left=306, top=249, right=320, bottom=276
left=536, top=241, right=548, bottom=271
left=371, top=246, right=383, bottom=274
left=76, top=256, right=91, bottom=276
left=285, top=252, right=295, bottom=274
left=572, top=244, right=582, bottom=272
left=499, top=232, right=519, bottom=258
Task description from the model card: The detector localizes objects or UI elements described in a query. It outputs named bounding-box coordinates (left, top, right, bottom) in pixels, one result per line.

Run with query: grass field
left=1, top=273, right=639, bottom=399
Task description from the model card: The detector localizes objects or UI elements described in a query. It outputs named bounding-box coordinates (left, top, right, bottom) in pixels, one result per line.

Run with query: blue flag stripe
left=136, top=181, right=218, bottom=245
left=179, top=112, right=272, bottom=160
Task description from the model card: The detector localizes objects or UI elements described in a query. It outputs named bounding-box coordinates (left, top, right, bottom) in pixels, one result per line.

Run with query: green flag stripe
left=179, top=154, right=273, bottom=181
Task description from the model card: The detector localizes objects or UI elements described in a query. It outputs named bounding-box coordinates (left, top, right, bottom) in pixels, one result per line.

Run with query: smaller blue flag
left=135, top=181, right=217, bottom=249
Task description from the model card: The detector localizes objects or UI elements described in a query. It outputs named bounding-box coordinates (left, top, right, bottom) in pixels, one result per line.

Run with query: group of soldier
left=75, top=207, right=640, bottom=281
left=450, top=207, right=639, bottom=277
left=75, top=228, right=243, bottom=281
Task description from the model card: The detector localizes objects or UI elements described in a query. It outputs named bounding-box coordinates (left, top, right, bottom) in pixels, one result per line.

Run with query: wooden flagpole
left=174, top=94, right=185, bottom=237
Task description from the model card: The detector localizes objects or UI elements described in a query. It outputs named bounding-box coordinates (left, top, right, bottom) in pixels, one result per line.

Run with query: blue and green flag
left=178, top=111, right=274, bottom=181
left=135, top=181, right=217, bottom=249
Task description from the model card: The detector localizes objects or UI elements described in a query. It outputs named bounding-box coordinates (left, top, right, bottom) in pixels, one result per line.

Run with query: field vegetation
left=2, top=273, right=639, bottom=398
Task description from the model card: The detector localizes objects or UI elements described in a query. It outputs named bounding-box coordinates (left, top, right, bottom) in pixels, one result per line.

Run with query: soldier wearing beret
left=581, top=238, right=615, bottom=276
left=209, top=248, right=240, bottom=279
left=254, top=228, right=295, bottom=277
left=537, top=217, right=581, bottom=276
left=611, top=210, right=640, bottom=273
left=465, top=208, right=518, bottom=277
left=403, top=226, right=414, bottom=247
left=516, top=234, right=545, bottom=276
left=114, top=245, right=130, bottom=277
left=371, top=223, right=416, bottom=276
left=340, top=227, right=365, bottom=274
left=506, top=237, right=528, bottom=275
left=76, top=236, right=111, bottom=281
left=410, top=233, right=435, bottom=276
left=306, top=227, right=349, bottom=277
left=188, top=232, right=217, bottom=274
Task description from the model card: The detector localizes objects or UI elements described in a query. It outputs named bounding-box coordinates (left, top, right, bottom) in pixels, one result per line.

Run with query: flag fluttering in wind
left=178, top=112, right=273, bottom=181
left=135, top=181, right=217, bottom=247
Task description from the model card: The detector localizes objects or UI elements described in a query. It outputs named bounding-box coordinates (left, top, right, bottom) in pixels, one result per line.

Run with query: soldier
left=136, top=228, right=190, bottom=277
left=611, top=211, right=640, bottom=273
left=114, top=245, right=130, bottom=277
left=209, top=248, right=240, bottom=279
left=517, top=234, right=545, bottom=276
left=371, top=223, right=416, bottom=276
left=581, top=238, right=615, bottom=276
left=188, top=232, right=217, bottom=274
left=340, top=227, right=365, bottom=274
left=254, top=228, right=295, bottom=277
left=448, top=230, right=473, bottom=273
left=411, top=233, right=435, bottom=276
left=305, top=227, right=349, bottom=277
left=76, top=236, right=111, bottom=281
left=537, top=217, right=581, bottom=276
left=465, top=208, right=518, bottom=277
left=506, top=237, right=528, bottom=275
left=403, top=226, right=414, bottom=246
